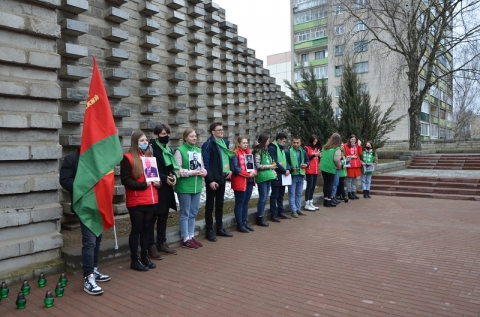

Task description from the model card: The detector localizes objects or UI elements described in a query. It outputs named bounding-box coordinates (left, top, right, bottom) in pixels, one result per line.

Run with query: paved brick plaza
left=2, top=196, right=480, bottom=317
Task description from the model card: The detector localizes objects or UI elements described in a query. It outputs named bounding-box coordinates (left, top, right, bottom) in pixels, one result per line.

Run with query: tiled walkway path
left=2, top=195, right=480, bottom=317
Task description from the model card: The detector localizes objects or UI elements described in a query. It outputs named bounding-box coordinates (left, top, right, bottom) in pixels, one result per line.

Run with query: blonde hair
left=323, top=133, right=342, bottom=150
left=233, top=136, right=248, bottom=152
left=182, top=128, right=197, bottom=143
left=129, top=130, right=152, bottom=179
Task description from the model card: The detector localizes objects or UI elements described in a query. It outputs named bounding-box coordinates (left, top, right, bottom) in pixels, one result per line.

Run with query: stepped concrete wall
left=0, top=0, right=286, bottom=281
left=382, top=139, right=480, bottom=151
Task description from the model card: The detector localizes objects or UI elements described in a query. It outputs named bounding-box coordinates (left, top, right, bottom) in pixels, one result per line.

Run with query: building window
left=335, top=107, right=343, bottom=117
left=358, top=84, right=369, bottom=94
left=354, top=0, right=368, bottom=9
left=353, top=20, right=368, bottom=32
left=334, top=65, right=343, bottom=77
left=447, top=112, right=453, bottom=121
left=354, top=40, right=368, bottom=52
left=334, top=86, right=341, bottom=97
left=293, top=6, right=328, bottom=25
left=421, top=122, right=430, bottom=136
left=294, top=0, right=328, bottom=11
left=294, top=26, right=327, bottom=43
left=431, top=124, right=438, bottom=138
left=315, top=50, right=326, bottom=59
left=421, top=101, right=430, bottom=114
left=334, top=45, right=344, bottom=56
left=301, top=53, right=309, bottom=62
left=354, top=61, right=369, bottom=73
left=335, top=24, right=344, bottom=35
left=439, top=127, right=446, bottom=138
left=294, top=70, right=302, bottom=83
left=314, top=65, right=328, bottom=79
left=334, top=4, right=344, bottom=14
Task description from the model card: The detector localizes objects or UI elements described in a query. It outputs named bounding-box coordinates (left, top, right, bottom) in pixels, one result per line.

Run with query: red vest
left=231, top=148, right=256, bottom=191
left=343, top=143, right=363, bottom=168
left=304, top=145, right=319, bottom=175
left=124, top=152, right=158, bottom=208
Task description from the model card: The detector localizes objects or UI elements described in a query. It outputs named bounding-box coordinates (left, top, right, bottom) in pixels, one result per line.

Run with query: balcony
left=293, top=18, right=328, bottom=32
left=294, top=37, right=328, bottom=51
left=294, top=57, right=328, bottom=69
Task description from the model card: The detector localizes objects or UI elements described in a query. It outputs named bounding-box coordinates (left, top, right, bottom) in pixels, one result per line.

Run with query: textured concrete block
left=33, top=174, right=61, bottom=191
left=107, top=87, right=130, bottom=99
left=60, top=19, right=89, bottom=36
left=166, top=11, right=185, bottom=24
left=140, top=18, right=160, bottom=32
left=166, top=0, right=185, bottom=9
left=139, top=52, right=160, bottom=65
left=166, top=72, right=186, bottom=82
left=104, top=27, right=129, bottom=42
left=0, top=46, right=27, bottom=64
left=60, top=0, right=89, bottom=14
left=0, top=80, right=27, bottom=97
left=189, top=100, right=206, bottom=108
left=219, top=21, right=234, bottom=30
left=0, top=146, right=30, bottom=160
left=117, top=127, right=133, bottom=136
left=104, top=7, right=129, bottom=24
left=188, top=19, right=204, bottom=30
left=189, top=87, right=205, bottom=96
left=139, top=71, right=160, bottom=82
left=206, top=86, right=221, bottom=95
left=168, top=116, right=187, bottom=125
left=168, top=87, right=187, bottom=96
left=188, top=6, right=205, bottom=17
left=207, top=99, right=221, bottom=107
left=190, top=113, right=207, bottom=122
left=207, top=110, right=222, bottom=118
left=0, top=178, right=29, bottom=195
left=139, top=2, right=160, bottom=15
left=220, top=41, right=233, bottom=51
left=58, top=64, right=89, bottom=80
left=105, top=68, right=130, bottom=80
left=188, top=46, right=204, bottom=56
left=206, top=62, right=221, bottom=71
left=111, top=106, right=131, bottom=117
left=188, top=73, right=205, bottom=82
left=205, top=13, right=221, bottom=24
left=31, top=233, right=63, bottom=253
left=206, top=74, right=221, bottom=82
left=222, top=87, right=234, bottom=94
left=188, top=59, right=205, bottom=69
left=27, top=0, right=61, bottom=7
left=0, top=12, right=25, bottom=31
left=61, top=88, right=88, bottom=101
left=58, top=43, right=88, bottom=59
left=106, top=0, right=127, bottom=5
left=167, top=57, right=187, bottom=67
left=204, top=1, right=220, bottom=12
left=219, top=30, right=233, bottom=40
left=59, top=135, right=81, bottom=146
left=30, top=145, right=62, bottom=160
left=113, top=185, right=125, bottom=196
left=166, top=26, right=185, bottom=38
left=140, top=104, right=162, bottom=114
left=62, top=111, right=84, bottom=123
left=139, top=35, right=160, bottom=48
left=139, top=88, right=161, bottom=98
left=205, top=37, right=220, bottom=47
left=140, top=120, right=162, bottom=130
left=105, top=48, right=129, bottom=62
left=30, top=114, right=62, bottom=129
left=221, top=64, right=233, bottom=72
left=168, top=102, right=187, bottom=111
left=206, top=50, right=220, bottom=59
left=0, top=114, right=28, bottom=128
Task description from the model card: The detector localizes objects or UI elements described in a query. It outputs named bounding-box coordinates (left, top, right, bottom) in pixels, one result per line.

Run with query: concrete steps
left=369, top=175, right=480, bottom=201
left=409, top=154, right=480, bottom=170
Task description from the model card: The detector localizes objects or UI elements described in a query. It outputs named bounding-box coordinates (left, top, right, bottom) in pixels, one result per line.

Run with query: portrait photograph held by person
left=143, top=157, right=160, bottom=181
left=189, top=151, right=202, bottom=171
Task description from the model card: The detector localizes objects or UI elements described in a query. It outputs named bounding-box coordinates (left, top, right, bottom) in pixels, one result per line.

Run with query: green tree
left=337, top=63, right=405, bottom=149
left=282, top=67, right=336, bottom=145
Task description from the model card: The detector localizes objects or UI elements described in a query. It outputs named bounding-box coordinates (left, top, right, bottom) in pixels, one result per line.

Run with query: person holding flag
left=61, top=58, right=123, bottom=295
left=148, top=124, right=178, bottom=258
left=121, top=131, right=161, bottom=271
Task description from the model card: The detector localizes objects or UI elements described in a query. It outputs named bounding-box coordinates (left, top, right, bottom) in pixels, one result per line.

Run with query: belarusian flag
left=73, top=58, right=123, bottom=237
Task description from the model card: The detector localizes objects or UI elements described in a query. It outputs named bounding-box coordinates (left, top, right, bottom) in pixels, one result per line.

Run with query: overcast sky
left=213, top=0, right=291, bottom=64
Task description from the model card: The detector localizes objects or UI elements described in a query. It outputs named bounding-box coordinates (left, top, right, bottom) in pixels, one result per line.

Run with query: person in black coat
left=59, top=148, right=111, bottom=295
left=148, top=124, right=178, bottom=257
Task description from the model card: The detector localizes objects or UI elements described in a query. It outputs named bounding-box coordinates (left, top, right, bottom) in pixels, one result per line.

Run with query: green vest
left=255, top=150, right=276, bottom=183
left=339, top=158, right=347, bottom=178
left=289, top=146, right=306, bottom=176
left=320, top=147, right=339, bottom=174
left=272, top=141, right=287, bottom=168
left=361, top=150, right=375, bottom=175
left=174, top=143, right=203, bottom=194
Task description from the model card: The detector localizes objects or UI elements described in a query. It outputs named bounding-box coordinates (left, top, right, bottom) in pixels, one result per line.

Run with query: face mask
left=158, top=135, right=170, bottom=144
left=138, top=143, right=148, bottom=150
left=366, top=146, right=372, bottom=150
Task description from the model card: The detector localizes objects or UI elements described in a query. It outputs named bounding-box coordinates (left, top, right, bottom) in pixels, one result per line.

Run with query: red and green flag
left=73, top=58, right=123, bottom=237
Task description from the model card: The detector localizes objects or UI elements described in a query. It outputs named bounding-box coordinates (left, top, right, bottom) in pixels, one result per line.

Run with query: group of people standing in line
left=60, top=121, right=378, bottom=295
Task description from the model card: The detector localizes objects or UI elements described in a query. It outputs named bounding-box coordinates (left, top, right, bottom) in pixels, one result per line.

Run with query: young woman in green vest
left=174, top=128, right=207, bottom=249
left=253, top=133, right=277, bottom=227
left=320, top=133, right=342, bottom=207
left=360, top=140, right=378, bottom=198
left=335, top=148, right=349, bottom=203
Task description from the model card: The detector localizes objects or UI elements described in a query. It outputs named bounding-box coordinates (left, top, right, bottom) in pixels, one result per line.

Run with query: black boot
left=325, top=199, right=337, bottom=207
left=332, top=197, right=340, bottom=204
left=256, top=216, right=269, bottom=227
left=141, top=251, right=156, bottom=269
left=342, top=196, right=349, bottom=203
left=206, top=229, right=217, bottom=242
left=237, top=225, right=249, bottom=233
left=217, top=227, right=233, bottom=237
left=363, top=190, right=367, bottom=198
left=244, top=222, right=255, bottom=231
left=352, top=192, right=360, bottom=199
left=131, top=257, right=149, bottom=272
left=366, top=190, right=371, bottom=198
left=323, top=199, right=328, bottom=207
left=348, top=192, right=354, bottom=199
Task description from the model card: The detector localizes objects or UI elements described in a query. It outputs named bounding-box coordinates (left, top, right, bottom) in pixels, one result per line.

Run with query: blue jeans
left=256, top=181, right=271, bottom=217
left=178, top=193, right=201, bottom=238
left=331, top=170, right=340, bottom=197
left=80, top=221, right=102, bottom=277
left=270, top=185, right=286, bottom=216
left=361, top=174, right=373, bottom=190
left=233, top=182, right=254, bottom=227
left=288, top=176, right=304, bottom=212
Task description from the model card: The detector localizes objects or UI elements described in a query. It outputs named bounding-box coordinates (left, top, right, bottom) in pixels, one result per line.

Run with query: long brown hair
left=254, top=133, right=269, bottom=151
left=129, top=130, right=152, bottom=179
left=323, top=133, right=342, bottom=150
left=233, top=136, right=248, bottom=152
left=346, top=134, right=358, bottom=148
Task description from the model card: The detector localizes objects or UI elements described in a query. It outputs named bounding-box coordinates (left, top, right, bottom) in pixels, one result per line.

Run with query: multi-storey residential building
left=266, top=52, right=293, bottom=96
left=288, top=0, right=454, bottom=141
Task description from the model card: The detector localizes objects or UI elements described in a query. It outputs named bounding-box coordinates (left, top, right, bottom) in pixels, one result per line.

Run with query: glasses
left=214, top=129, right=224, bottom=132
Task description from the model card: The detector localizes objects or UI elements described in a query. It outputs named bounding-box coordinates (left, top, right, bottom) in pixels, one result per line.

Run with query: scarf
left=216, top=138, right=235, bottom=173
left=272, top=141, right=287, bottom=168
left=289, top=146, right=305, bottom=176
left=155, top=139, right=179, bottom=173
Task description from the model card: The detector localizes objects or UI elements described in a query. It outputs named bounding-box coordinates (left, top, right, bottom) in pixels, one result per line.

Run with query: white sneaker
left=84, top=274, right=104, bottom=295
left=304, top=200, right=316, bottom=211
left=93, top=267, right=111, bottom=282
left=312, top=201, right=319, bottom=210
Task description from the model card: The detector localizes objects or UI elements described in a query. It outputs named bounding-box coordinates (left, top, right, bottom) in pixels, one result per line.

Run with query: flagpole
left=113, top=224, right=118, bottom=250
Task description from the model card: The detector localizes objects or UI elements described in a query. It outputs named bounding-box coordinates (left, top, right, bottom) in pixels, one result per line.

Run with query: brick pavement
left=2, top=196, right=480, bottom=317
